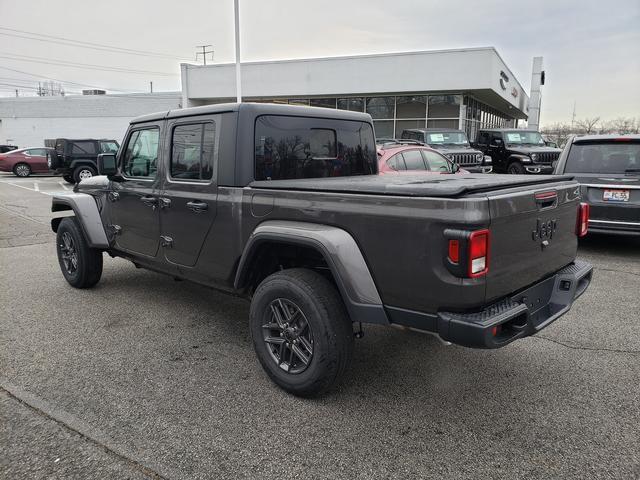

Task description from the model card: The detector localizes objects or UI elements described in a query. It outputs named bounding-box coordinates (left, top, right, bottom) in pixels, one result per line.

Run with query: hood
left=509, top=146, right=562, bottom=155
left=429, top=144, right=483, bottom=155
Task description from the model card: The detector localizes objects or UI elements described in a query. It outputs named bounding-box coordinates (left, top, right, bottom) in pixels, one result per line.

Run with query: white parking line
left=58, top=182, right=70, bottom=191
left=34, top=182, right=40, bottom=192
left=5, top=181, right=53, bottom=195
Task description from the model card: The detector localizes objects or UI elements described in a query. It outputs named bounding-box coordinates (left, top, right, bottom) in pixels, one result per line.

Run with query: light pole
left=234, top=0, right=242, bottom=103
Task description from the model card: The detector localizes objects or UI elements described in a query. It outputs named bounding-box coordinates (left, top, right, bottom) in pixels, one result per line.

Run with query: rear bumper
left=436, top=260, right=593, bottom=348
left=588, top=219, right=640, bottom=236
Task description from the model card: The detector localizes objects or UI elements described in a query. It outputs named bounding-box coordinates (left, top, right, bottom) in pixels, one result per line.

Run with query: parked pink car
left=377, top=141, right=469, bottom=175
left=0, top=147, right=52, bottom=177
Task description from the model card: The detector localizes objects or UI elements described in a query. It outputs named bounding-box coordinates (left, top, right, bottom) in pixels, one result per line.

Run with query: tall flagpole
left=234, top=0, right=242, bottom=103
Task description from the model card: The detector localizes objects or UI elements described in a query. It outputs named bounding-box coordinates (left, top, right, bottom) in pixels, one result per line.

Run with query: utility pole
left=150, top=81, right=153, bottom=93
left=234, top=0, right=242, bottom=102
left=195, top=45, right=214, bottom=65
left=15, top=89, right=18, bottom=97
left=571, top=101, right=576, bottom=128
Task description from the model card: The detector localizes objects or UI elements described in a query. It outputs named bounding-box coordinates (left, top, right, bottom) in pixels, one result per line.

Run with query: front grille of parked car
left=451, top=153, right=480, bottom=166
left=536, top=152, right=560, bottom=164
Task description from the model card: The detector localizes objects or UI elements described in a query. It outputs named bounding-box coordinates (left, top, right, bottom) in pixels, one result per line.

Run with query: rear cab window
left=170, top=122, right=217, bottom=181
left=254, top=115, right=376, bottom=180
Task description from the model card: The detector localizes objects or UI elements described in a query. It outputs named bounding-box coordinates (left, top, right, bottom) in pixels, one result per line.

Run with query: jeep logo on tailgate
left=532, top=218, right=557, bottom=242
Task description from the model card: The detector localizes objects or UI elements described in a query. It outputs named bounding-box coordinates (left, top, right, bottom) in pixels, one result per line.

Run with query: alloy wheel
left=262, top=298, right=314, bottom=374
left=15, top=164, right=30, bottom=176
left=78, top=169, right=93, bottom=180
left=59, top=232, right=78, bottom=274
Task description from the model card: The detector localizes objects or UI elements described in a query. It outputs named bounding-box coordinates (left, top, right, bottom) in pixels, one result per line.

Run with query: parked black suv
left=0, top=145, right=19, bottom=153
left=474, top=129, right=561, bottom=174
left=48, top=138, right=119, bottom=184
left=401, top=128, right=491, bottom=173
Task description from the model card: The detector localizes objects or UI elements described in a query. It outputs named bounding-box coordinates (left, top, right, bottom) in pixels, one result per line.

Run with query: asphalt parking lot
left=1, top=173, right=639, bottom=480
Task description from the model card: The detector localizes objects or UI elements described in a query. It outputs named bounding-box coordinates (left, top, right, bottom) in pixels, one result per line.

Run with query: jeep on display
left=474, top=129, right=562, bottom=174
left=48, top=138, right=120, bottom=184
left=51, top=103, right=592, bottom=397
left=401, top=128, right=491, bottom=173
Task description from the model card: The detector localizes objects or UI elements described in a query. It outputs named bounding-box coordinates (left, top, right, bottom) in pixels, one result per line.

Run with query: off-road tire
left=56, top=217, right=103, bottom=288
left=13, top=163, right=31, bottom=177
left=73, top=165, right=96, bottom=184
left=62, top=174, right=75, bottom=184
left=250, top=268, right=354, bottom=397
left=507, top=161, right=525, bottom=174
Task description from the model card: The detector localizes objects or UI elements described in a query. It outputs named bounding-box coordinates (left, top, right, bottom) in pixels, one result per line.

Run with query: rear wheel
left=62, top=174, right=75, bottom=184
left=507, top=161, right=525, bottom=174
left=13, top=163, right=31, bottom=177
left=73, top=165, right=96, bottom=184
left=56, top=217, right=103, bottom=288
left=249, top=268, right=354, bottom=397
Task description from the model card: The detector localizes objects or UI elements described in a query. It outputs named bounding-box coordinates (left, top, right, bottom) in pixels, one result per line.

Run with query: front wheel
left=56, top=217, right=103, bottom=288
left=13, top=163, right=31, bottom=177
left=507, top=161, right=525, bottom=174
left=63, top=174, right=75, bottom=184
left=250, top=268, right=354, bottom=397
left=73, top=165, right=96, bottom=184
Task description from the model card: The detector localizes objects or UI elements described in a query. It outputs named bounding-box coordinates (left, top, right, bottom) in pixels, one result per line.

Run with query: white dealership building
left=1, top=47, right=532, bottom=147
left=181, top=47, right=531, bottom=140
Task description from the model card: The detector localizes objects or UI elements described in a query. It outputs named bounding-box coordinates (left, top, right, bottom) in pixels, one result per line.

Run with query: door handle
left=186, top=200, right=208, bottom=213
left=108, top=191, right=119, bottom=202
left=159, top=197, right=171, bottom=209
left=140, top=195, right=157, bottom=209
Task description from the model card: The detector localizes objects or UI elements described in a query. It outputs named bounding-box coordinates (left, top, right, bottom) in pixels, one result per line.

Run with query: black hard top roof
left=404, top=128, right=465, bottom=133
left=131, top=102, right=373, bottom=124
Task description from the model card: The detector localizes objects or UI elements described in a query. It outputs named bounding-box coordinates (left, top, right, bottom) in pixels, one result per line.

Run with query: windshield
left=100, top=141, right=119, bottom=154
left=565, top=142, right=640, bottom=174
left=427, top=131, right=469, bottom=145
left=504, top=131, right=545, bottom=146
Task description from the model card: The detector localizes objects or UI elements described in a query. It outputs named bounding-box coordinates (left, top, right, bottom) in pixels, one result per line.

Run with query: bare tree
left=603, top=117, right=639, bottom=134
left=575, top=117, right=600, bottom=134
left=541, top=122, right=573, bottom=148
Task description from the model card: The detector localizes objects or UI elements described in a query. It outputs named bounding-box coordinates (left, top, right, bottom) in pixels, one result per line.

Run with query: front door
left=109, top=124, right=163, bottom=257
left=159, top=119, right=219, bottom=267
left=489, top=133, right=505, bottom=169
left=25, top=148, right=49, bottom=172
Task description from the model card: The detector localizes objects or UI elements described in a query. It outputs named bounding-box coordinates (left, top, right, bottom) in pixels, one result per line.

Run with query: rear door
left=158, top=116, right=219, bottom=267
left=484, top=181, right=581, bottom=302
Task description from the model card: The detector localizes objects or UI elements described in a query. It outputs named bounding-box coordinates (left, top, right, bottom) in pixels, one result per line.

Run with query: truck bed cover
left=250, top=174, right=577, bottom=197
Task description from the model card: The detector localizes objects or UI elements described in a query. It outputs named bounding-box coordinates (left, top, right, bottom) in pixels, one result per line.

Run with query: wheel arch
left=235, top=221, right=389, bottom=325
left=51, top=193, right=108, bottom=248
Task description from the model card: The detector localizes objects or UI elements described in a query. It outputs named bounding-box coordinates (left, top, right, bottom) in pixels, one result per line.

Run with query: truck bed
left=250, top=173, right=577, bottom=197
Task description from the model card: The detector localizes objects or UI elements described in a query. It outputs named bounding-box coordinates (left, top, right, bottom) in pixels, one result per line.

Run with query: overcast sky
left=1, top=0, right=638, bottom=125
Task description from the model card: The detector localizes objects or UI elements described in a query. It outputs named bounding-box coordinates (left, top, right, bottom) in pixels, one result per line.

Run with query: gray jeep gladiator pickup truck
left=51, top=103, right=593, bottom=396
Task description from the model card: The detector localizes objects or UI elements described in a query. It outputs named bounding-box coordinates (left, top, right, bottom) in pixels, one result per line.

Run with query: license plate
left=603, top=189, right=630, bottom=202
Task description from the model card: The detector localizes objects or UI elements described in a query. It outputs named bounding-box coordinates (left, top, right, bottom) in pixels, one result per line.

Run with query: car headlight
left=483, top=155, right=492, bottom=164
left=530, top=153, right=538, bottom=161
left=476, top=153, right=483, bottom=161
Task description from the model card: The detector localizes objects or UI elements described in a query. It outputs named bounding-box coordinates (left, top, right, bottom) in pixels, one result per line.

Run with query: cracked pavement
left=1, top=174, right=639, bottom=479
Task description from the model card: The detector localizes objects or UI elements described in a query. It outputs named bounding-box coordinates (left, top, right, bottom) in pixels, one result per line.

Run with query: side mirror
left=552, top=160, right=558, bottom=169
left=451, top=162, right=460, bottom=173
left=97, top=153, right=118, bottom=176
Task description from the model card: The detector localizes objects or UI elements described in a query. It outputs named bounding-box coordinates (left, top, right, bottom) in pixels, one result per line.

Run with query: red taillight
left=468, top=229, right=490, bottom=277
left=448, top=240, right=459, bottom=263
left=577, top=202, right=589, bottom=237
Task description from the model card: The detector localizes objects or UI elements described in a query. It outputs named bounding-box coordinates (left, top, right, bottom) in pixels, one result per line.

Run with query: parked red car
left=377, top=140, right=468, bottom=175
left=0, top=147, right=52, bottom=177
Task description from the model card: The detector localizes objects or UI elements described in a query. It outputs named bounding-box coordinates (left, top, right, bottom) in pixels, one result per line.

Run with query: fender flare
left=235, top=220, right=389, bottom=325
left=507, top=154, right=531, bottom=164
left=69, top=159, right=98, bottom=171
left=51, top=192, right=109, bottom=248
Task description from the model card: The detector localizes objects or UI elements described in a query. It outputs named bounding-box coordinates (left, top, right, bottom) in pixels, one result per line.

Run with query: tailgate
left=485, top=181, right=581, bottom=302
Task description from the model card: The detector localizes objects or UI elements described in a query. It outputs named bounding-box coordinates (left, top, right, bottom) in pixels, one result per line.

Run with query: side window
left=122, top=128, right=160, bottom=178
left=255, top=115, right=376, bottom=180
left=422, top=150, right=451, bottom=172
left=170, top=122, right=216, bottom=181
left=27, top=148, right=46, bottom=156
left=71, top=141, right=97, bottom=155
left=387, top=153, right=406, bottom=171
left=477, top=132, right=489, bottom=145
left=402, top=149, right=427, bottom=170
left=100, top=141, right=119, bottom=154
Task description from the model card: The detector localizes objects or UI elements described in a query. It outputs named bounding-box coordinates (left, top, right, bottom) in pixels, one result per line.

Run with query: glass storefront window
left=427, top=119, right=459, bottom=129
left=396, top=96, right=427, bottom=118
left=428, top=95, right=460, bottom=118
left=337, top=97, right=364, bottom=112
left=288, top=99, right=309, bottom=106
left=373, top=120, right=394, bottom=139
left=310, top=98, right=337, bottom=109
left=366, top=97, right=395, bottom=119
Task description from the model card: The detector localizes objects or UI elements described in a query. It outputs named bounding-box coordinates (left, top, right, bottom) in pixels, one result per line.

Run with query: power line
left=196, top=45, right=214, bottom=65
left=0, top=65, right=141, bottom=93
left=0, top=27, right=189, bottom=60
left=0, top=52, right=179, bottom=76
